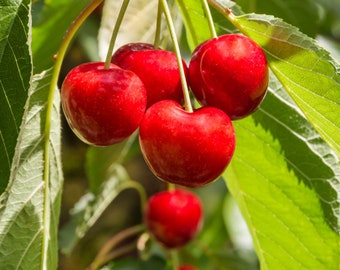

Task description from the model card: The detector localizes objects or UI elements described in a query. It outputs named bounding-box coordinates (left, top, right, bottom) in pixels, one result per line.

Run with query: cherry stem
left=167, top=183, right=176, bottom=192
left=119, top=180, right=148, bottom=215
left=86, top=224, right=144, bottom=270
left=154, top=0, right=163, bottom=49
left=160, top=0, right=193, bottom=113
left=207, top=0, right=238, bottom=27
left=104, top=0, right=131, bottom=68
left=43, top=0, right=103, bottom=265
left=201, top=0, right=217, bottom=38
left=170, top=250, right=180, bottom=270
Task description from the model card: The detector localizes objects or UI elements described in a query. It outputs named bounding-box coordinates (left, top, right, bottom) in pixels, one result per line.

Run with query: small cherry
left=178, top=265, right=197, bottom=270
left=144, top=188, right=203, bottom=249
left=111, top=43, right=187, bottom=107
left=61, top=62, right=147, bottom=146
left=189, top=34, right=269, bottom=120
left=139, top=100, right=235, bottom=188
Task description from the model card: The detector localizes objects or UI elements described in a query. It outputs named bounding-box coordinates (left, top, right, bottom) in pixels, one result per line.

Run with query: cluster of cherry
left=61, top=33, right=268, bottom=264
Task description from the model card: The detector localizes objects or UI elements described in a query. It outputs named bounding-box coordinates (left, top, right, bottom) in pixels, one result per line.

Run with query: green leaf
left=0, top=0, right=32, bottom=192
left=224, top=75, right=340, bottom=269
left=86, top=134, right=139, bottom=194
left=0, top=69, right=63, bottom=269
left=175, top=0, right=240, bottom=51
left=59, top=164, right=132, bottom=254
left=31, top=0, right=91, bottom=73
left=229, top=13, right=340, bottom=158
left=236, top=0, right=321, bottom=37
left=180, top=1, right=340, bottom=267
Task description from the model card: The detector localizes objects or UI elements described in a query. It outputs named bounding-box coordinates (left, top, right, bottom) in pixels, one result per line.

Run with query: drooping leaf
left=59, top=164, right=132, bottom=254
left=31, top=0, right=92, bottom=73
left=224, top=74, right=340, bottom=269
left=0, top=0, right=32, bottom=192
left=0, top=69, right=63, bottom=269
left=228, top=12, right=340, bottom=158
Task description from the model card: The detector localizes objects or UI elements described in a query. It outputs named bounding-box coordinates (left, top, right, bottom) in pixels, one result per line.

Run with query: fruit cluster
left=61, top=33, right=268, bottom=188
left=61, top=33, right=268, bottom=254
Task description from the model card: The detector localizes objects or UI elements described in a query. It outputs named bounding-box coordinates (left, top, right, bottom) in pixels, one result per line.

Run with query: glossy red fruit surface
left=189, top=34, right=269, bottom=120
left=144, top=189, right=203, bottom=249
left=139, top=100, right=235, bottom=188
left=111, top=43, right=187, bottom=107
left=61, top=62, right=147, bottom=146
left=111, top=42, right=154, bottom=64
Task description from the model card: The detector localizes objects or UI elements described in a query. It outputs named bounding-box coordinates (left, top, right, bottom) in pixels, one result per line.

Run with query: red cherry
left=111, top=43, right=187, bottom=107
left=189, top=34, right=269, bottom=120
left=178, top=266, right=197, bottom=270
left=61, top=62, right=147, bottom=146
left=144, top=189, right=203, bottom=249
left=139, top=100, right=235, bottom=188
left=111, top=42, right=154, bottom=64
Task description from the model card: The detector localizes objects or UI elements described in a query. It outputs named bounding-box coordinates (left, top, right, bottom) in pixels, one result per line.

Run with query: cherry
left=144, top=188, right=203, bottom=249
left=178, top=266, right=197, bottom=270
left=111, top=43, right=187, bottom=107
left=61, top=62, right=147, bottom=146
left=111, top=42, right=154, bottom=64
left=139, top=100, right=235, bottom=188
left=189, top=34, right=269, bottom=120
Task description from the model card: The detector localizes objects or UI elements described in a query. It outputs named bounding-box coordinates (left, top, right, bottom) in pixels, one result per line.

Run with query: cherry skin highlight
left=139, top=100, right=235, bottom=188
left=189, top=34, right=269, bottom=120
left=61, top=62, right=147, bottom=146
left=111, top=43, right=187, bottom=107
left=144, top=189, right=203, bottom=249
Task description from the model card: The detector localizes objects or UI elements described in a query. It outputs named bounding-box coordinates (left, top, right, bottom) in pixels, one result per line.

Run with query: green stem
left=42, top=0, right=103, bottom=267
left=160, top=0, right=193, bottom=112
left=170, top=250, right=180, bottom=270
left=154, top=0, right=163, bottom=49
left=201, top=0, right=217, bottom=38
left=120, top=180, right=148, bottom=214
left=207, top=0, right=239, bottom=28
left=87, top=225, right=145, bottom=270
left=104, top=0, right=131, bottom=68
left=167, top=183, right=176, bottom=192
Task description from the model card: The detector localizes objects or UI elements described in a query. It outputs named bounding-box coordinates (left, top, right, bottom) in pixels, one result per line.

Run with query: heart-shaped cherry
left=111, top=43, right=187, bottom=107
left=144, top=188, right=203, bottom=249
left=61, top=62, right=147, bottom=146
left=139, top=100, right=235, bottom=188
left=189, top=34, right=269, bottom=120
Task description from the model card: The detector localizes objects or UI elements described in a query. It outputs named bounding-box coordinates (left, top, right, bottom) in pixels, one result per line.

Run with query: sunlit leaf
left=175, top=0, right=240, bottom=51
left=0, top=69, right=63, bottom=269
left=229, top=12, right=340, bottom=158
left=0, top=0, right=31, bottom=192
left=224, top=74, right=340, bottom=269
left=31, top=0, right=91, bottom=73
